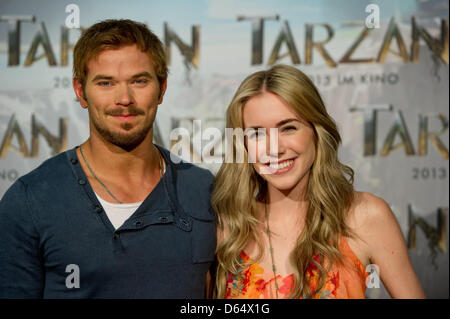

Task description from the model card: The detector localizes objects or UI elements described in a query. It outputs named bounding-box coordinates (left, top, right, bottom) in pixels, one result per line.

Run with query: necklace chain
left=265, top=201, right=279, bottom=299
left=79, top=144, right=163, bottom=204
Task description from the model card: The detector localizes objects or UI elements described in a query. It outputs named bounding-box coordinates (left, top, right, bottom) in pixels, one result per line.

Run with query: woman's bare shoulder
left=348, top=191, right=394, bottom=229
left=345, top=191, right=398, bottom=262
left=348, top=193, right=425, bottom=298
left=348, top=191, right=403, bottom=253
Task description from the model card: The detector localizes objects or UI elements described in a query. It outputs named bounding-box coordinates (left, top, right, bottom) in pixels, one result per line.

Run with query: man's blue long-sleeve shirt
left=0, top=146, right=216, bottom=298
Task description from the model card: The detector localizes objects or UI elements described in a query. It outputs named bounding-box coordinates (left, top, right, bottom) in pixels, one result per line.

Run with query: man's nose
left=115, top=84, right=134, bottom=106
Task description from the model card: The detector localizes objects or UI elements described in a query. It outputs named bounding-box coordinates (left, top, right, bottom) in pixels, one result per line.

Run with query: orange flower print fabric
left=225, top=237, right=368, bottom=299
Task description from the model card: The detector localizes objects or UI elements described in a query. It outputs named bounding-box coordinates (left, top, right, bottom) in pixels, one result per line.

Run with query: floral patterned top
left=225, top=237, right=368, bottom=299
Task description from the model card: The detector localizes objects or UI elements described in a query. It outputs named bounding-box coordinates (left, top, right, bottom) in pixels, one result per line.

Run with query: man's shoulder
left=159, top=146, right=214, bottom=185
left=158, top=146, right=215, bottom=219
left=0, top=149, right=74, bottom=215
left=19, top=149, right=73, bottom=187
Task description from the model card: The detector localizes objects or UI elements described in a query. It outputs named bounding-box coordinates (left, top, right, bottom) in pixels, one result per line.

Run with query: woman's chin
left=266, top=180, right=299, bottom=193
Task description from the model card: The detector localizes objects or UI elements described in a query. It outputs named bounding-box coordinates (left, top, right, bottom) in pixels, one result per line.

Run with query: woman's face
left=242, top=91, right=316, bottom=193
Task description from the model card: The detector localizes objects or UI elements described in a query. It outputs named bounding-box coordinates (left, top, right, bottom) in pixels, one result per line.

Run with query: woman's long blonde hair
left=212, top=64, right=355, bottom=298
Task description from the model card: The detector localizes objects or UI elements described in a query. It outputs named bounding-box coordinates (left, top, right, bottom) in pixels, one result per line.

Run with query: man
left=0, top=19, right=216, bottom=298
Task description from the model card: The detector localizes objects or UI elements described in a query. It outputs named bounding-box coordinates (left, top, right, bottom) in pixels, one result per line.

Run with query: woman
left=211, top=64, right=425, bottom=299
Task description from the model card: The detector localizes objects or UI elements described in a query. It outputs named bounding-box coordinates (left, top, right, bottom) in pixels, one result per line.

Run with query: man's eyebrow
left=130, top=72, right=153, bottom=79
left=90, top=72, right=153, bottom=82
left=91, top=75, right=114, bottom=82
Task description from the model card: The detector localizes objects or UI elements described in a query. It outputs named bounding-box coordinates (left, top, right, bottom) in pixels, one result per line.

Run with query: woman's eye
left=282, top=126, right=297, bottom=132
left=249, top=129, right=266, bottom=139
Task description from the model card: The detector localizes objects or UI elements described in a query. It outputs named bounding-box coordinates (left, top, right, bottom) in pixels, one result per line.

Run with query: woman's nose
left=267, top=128, right=285, bottom=157
left=259, top=128, right=285, bottom=164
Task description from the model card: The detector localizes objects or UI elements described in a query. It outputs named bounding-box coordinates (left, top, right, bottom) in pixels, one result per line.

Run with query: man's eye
left=134, top=79, right=148, bottom=84
left=98, top=81, right=111, bottom=86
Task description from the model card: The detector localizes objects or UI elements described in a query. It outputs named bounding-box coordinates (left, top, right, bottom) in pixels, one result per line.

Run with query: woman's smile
left=263, top=158, right=296, bottom=175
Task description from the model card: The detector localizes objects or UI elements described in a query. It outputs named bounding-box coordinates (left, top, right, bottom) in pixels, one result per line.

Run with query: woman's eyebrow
left=245, top=118, right=300, bottom=131
left=276, top=118, right=300, bottom=127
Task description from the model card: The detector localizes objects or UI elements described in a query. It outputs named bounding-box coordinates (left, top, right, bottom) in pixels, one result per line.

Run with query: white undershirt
left=94, top=153, right=166, bottom=230
left=95, top=194, right=142, bottom=229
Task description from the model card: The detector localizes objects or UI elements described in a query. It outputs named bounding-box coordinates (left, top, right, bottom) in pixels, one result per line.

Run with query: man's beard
left=90, top=108, right=154, bottom=152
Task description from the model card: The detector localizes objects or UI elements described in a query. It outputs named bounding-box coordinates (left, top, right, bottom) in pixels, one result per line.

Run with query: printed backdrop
left=0, top=0, right=448, bottom=298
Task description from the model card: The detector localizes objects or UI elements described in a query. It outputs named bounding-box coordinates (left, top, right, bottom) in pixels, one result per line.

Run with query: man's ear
left=158, top=78, right=167, bottom=105
left=73, top=77, right=88, bottom=109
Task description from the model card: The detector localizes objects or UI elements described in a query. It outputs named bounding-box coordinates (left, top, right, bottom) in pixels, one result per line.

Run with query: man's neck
left=86, top=136, right=159, bottom=176
left=76, top=134, right=163, bottom=203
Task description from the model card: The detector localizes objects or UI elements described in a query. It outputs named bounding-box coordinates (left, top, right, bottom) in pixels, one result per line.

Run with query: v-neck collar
left=66, top=144, right=193, bottom=234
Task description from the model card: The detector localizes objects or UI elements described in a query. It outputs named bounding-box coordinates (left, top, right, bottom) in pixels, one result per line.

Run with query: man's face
left=74, top=44, right=166, bottom=151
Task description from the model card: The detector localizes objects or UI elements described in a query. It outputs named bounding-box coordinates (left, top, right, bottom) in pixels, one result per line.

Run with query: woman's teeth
left=269, top=159, right=294, bottom=170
